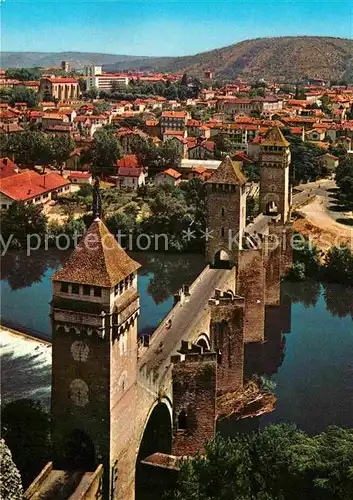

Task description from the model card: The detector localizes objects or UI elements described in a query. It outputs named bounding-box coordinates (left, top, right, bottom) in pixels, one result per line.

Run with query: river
left=1, top=249, right=352, bottom=433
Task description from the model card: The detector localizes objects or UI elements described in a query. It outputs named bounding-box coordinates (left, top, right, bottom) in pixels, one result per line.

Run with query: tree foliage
left=172, top=424, right=353, bottom=500
left=0, top=440, right=23, bottom=500
left=91, top=128, right=122, bottom=177
left=8, top=86, right=37, bottom=107
left=283, top=131, right=326, bottom=184
left=323, top=246, right=353, bottom=286
left=335, top=155, right=353, bottom=207
left=1, top=399, right=51, bottom=488
left=5, top=67, right=41, bottom=81
left=6, top=131, right=74, bottom=167
left=1, top=201, right=48, bottom=247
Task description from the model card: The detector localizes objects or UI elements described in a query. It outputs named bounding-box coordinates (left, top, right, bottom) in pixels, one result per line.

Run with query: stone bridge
left=25, top=128, right=294, bottom=500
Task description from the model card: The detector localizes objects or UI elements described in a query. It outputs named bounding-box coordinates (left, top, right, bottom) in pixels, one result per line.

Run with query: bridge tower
left=205, top=156, right=247, bottom=267
left=260, top=126, right=291, bottom=223
left=51, top=218, right=140, bottom=499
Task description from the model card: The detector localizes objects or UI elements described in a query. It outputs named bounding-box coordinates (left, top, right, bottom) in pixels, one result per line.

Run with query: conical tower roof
left=206, top=156, right=247, bottom=185
left=52, top=219, right=140, bottom=287
left=262, top=126, right=290, bottom=147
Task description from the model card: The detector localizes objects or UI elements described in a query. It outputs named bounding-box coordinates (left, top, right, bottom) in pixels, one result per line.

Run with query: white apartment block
left=84, top=65, right=129, bottom=91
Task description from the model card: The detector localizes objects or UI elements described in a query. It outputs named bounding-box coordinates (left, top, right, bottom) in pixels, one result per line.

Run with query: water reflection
left=0, top=250, right=205, bottom=338
left=1, top=250, right=352, bottom=433
left=0, top=249, right=68, bottom=291
left=132, top=252, right=204, bottom=305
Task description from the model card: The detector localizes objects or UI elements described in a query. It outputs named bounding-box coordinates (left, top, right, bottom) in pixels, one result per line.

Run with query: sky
left=1, top=0, right=352, bottom=56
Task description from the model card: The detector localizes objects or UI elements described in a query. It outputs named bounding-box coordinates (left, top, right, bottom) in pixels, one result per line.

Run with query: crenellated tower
left=260, top=126, right=291, bottom=223
left=51, top=218, right=140, bottom=498
left=205, top=156, right=247, bottom=267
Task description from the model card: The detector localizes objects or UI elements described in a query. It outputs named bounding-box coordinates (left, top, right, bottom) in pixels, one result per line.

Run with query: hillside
left=0, top=51, right=151, bottom=70
left=1, top=37, right=352, bottom=82
left=104, top=36, right=353, bottom=82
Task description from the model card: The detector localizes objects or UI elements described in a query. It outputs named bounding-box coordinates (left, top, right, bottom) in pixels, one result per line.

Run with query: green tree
left=1, top=201, right=48, bottom=247
left=93, top=101, right=112, bottom=115
left=1, top=400, right=51, bottom=488
left=323, top=246, right=353, bottom=285
left=283, top=131, right=325, bottom=183
left=172, top=425, right=353, bottom=500
left=77, top=77, right=87, bottom=93
left=335, top=155, right=353, bottom=207
left=0, top=440, right=23, bottom=500
left=163, top=83, right=178, bottom=100
left=157, top=139, right=182, bottom=171
left=5, top=67, right=41, bottom=81
left=49, top=134, right=75, bottom=173
left=84, top=86, right=99, bottom=99
left=8, top=86, right=37, bottom=108
left=289, top=232, right=321, bottom=279
left=91, top=128, right=122, bottom=177
left=7, top=131, right=51, bottom=166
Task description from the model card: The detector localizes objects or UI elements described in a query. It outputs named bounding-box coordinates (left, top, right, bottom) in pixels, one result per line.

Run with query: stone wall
left=172, top=350, right=217, bottom=456
left=206, top=184, right=246, bottom=266
left=209, top=292, right=245, bottom=394
left=236, top=249, right=265, bottom=343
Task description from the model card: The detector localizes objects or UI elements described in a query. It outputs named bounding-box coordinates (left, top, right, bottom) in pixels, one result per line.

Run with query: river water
left=1, top=249, right=352, bottom=433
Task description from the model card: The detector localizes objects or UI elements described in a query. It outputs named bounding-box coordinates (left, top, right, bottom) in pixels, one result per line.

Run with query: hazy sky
left=1, top=0, right=352, bottom=56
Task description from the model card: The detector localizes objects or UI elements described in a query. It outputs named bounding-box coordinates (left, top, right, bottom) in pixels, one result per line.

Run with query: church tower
left=260, top=127, right=291, bottom=223
left=206, top=156, right=247, bottom=267
left=51, top=218, right=140, bottom=498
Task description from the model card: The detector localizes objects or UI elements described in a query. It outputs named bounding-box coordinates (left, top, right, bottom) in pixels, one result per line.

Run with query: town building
left=39, top=77, right=80, bottom=101
left=84, top=65, right=129, bottom=92
left=116, top=155, right=146, bottom=189
left=320, top=153, right=339, bottom=172
left=68, top=172, right=93, bottom=185
left=259, top=126, right=291, bottom=222
left=0, top=171, right=71, bottom=209
left=61, top=61, right=71, bottom=73
left=154, top=168, right=182, bottom=187
left=160, top=111, right=189, bottom=133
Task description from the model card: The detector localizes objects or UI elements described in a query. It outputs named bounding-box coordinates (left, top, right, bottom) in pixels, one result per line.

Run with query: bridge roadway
left=138, top=267, right=234, bottom=379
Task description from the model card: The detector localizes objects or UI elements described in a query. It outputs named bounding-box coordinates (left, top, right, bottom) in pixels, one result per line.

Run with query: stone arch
left=135, top=398, right=172, bottom=499
left=263, top=192, right=280, bottom=215
left=213, top=248, right=231, bottom=269
left=196, top=332, right=211, bottom=351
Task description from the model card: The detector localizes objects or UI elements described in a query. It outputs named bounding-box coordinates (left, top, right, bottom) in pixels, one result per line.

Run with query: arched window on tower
left=221, top=227, right=225, bottom=237
left=221, top=207, right=225, bottom=217
left=177, top=410, right=187, bottom=430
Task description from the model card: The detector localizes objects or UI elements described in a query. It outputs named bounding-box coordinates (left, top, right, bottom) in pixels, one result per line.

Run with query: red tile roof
left=0, top=171, right=69, bottom=201
left=46, top=77, right=78, bottom=84
left=116, top=155, right=139, bottom=168
left=161, top=111, right=188, bottom=118
left=161, top=168, right=182, bottom=179
left=0, top=158, right=18, bottom=179
left=69, top=172, right=92, bottom=179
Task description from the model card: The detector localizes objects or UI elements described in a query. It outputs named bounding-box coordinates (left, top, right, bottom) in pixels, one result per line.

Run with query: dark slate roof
left=52, top=219, right=140, bottom=287
left=206, top=156, right=247, bottom=185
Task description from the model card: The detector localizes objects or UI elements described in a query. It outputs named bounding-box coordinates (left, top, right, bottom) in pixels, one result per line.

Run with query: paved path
left=139, top=267, right=232, bottom=376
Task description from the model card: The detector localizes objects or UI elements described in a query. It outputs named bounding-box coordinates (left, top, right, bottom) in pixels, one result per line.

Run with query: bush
left=1, top=399, right=51, bottom=488
left=172, top=425, right=353, bottom=500
left=0, top=440, right=23, bottom=500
